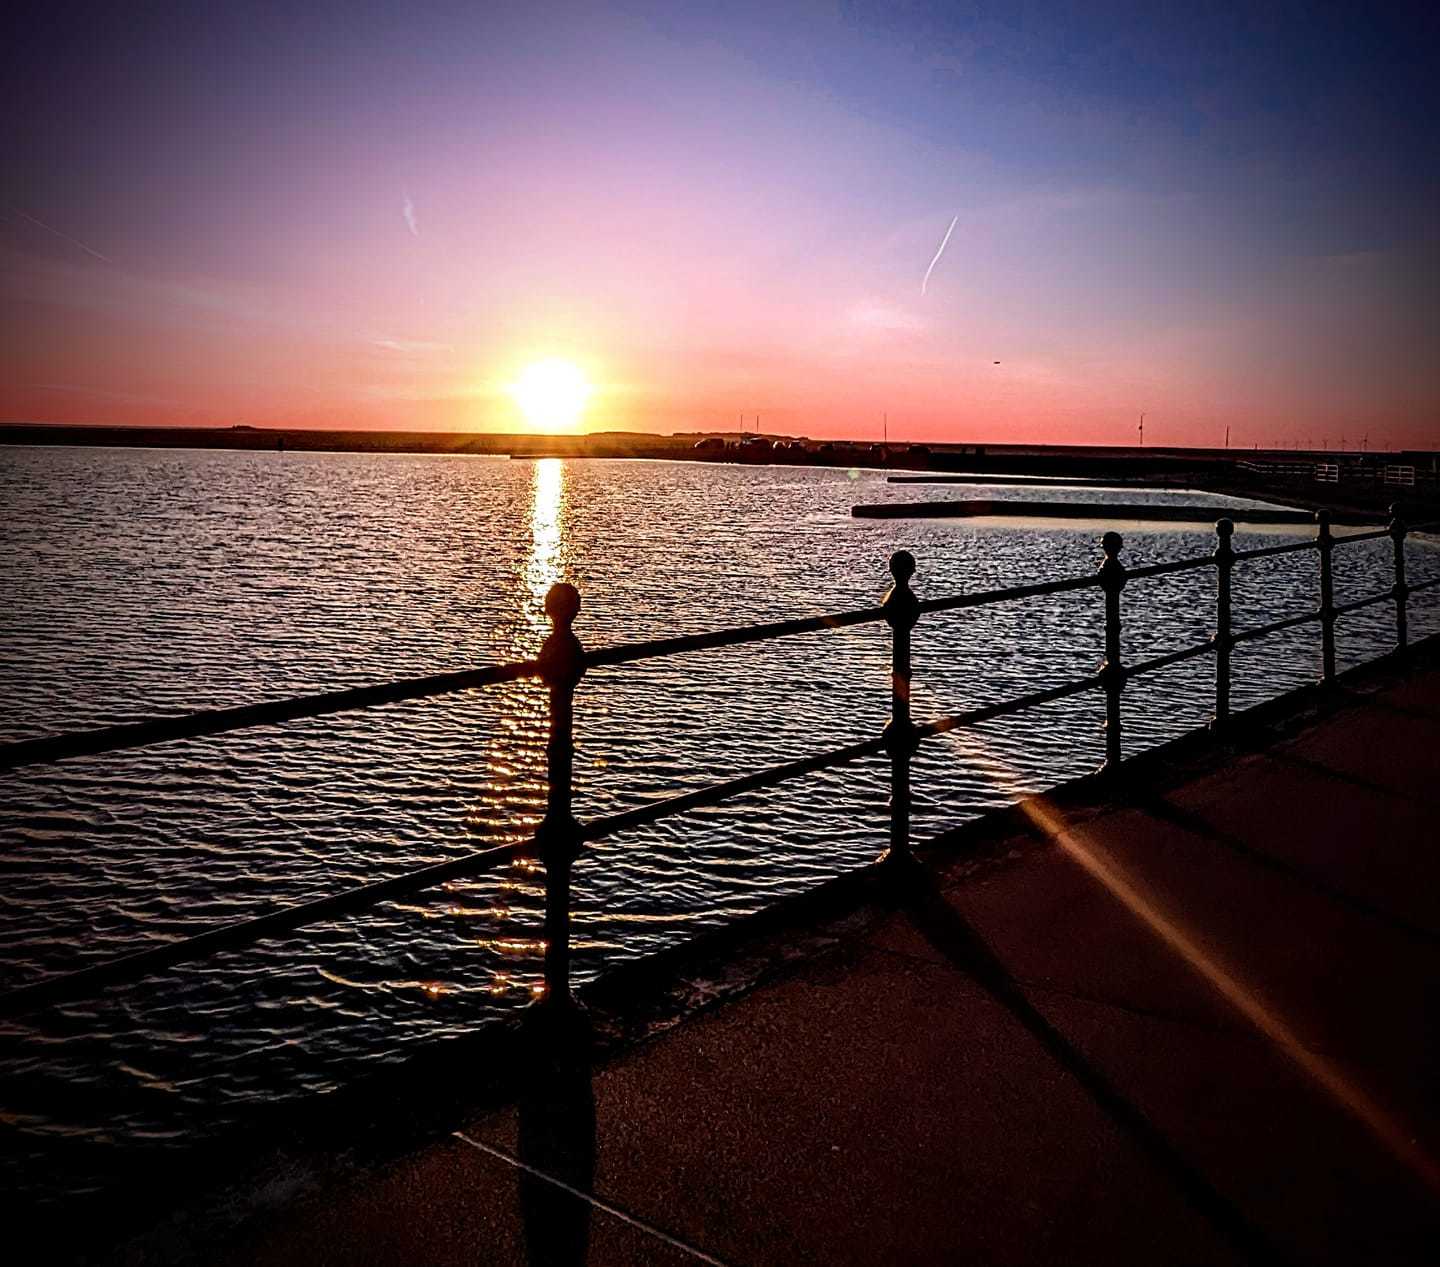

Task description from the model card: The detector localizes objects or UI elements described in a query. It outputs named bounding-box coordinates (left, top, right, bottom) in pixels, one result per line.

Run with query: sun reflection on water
left=456, top=458, right=574, bottom=999
left=523, top=457, right=567, bottom=641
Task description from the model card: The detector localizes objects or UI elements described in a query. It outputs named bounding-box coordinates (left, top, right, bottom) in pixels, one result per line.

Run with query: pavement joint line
left=864, top=918, right=1354, bottom=1061
left=452, top=1130, right=733, bottom=1267
left=1261, top=746, right=1436, bottom=810
left=975, top=967, right=1275, bottom=1043
left=866, top=940, right=1303, bottom=1046
left=1132, top=794, right=1440, bottom=948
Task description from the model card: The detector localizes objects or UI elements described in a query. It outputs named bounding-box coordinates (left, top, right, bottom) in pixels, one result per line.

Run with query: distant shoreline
left=4, top=422, right=1435, bottom=520
left=5, top=420, right=1433, bottom=461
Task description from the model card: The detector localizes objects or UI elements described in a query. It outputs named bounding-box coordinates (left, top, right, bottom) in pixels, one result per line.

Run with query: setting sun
left=509, top=359, right=591, bottom=432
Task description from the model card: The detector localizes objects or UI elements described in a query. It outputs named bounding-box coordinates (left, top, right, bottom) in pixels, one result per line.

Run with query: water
left=2, top=445, right=1436, bottom=1204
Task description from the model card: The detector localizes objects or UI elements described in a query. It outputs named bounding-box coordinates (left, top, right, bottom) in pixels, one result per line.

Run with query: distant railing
left=1238, top=459, right=1316, bottom=480
left=2, top=507, right=1437, bottom=1020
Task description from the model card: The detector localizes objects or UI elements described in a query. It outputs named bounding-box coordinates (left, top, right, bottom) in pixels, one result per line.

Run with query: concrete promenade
left=218, top=663, right=1440, bottom=1266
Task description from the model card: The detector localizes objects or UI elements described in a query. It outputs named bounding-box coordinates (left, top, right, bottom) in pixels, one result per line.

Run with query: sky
left=4, top=0, right=1438, bottom=449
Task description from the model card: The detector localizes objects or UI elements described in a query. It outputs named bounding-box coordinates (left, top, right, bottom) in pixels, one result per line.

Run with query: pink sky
left=5, top=4, right=1438, bottom=451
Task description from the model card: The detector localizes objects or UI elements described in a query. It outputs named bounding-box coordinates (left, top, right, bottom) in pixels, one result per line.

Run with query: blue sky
left=4, top=1, right=1437, bottom=446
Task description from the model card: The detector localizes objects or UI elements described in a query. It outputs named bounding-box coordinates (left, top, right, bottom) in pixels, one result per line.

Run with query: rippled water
left=2, top=445, right=1436, bottom=1204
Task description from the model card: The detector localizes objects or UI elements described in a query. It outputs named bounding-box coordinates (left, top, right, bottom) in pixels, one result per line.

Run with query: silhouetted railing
left=2, top=507, right=1437, bottom=1018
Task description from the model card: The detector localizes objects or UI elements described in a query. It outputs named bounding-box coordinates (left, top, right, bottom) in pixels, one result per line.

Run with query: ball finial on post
left=1388, top=503, right=1407, bottom=545
left=883, top=550, right=920, bottom=630
left=545, top=582, right=581, bottom=630
left=538, top=583, right=585, bottom=690
left=1098, top=531, right=1126, bottom=597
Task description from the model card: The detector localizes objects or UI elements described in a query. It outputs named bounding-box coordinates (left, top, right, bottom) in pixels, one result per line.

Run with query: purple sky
left=5, top=1, right=1438, bottom=447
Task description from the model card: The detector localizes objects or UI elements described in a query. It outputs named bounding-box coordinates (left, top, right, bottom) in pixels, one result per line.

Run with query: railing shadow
left=1128, top=791, right=1440, bottom=947
left=1334, top=692, right=1440, bottom=725
left=1261, top=744, right=1433, bottom=809
left=889, top=861, right=1286, bottom=1267
left=516, top=1010, right=597, bottom=1267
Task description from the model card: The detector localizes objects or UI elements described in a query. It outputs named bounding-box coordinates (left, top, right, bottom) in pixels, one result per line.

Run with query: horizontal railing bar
left=1124, top=554, right=1216, bottom=580
left=1127, top=640, right=1216, bottom=678
left=0, top=660, right=538, bottom=772
left=1332, top=527, right=1392, bottom=546
left=918, top=572, right=1099, bottom=615
left=0, top=839, right=528, bottom=1018
left=38, top=514, right=1419, bottom=777
left=1230, top=611, right=1317, bottom=645
left=584, top=669, right=1125, bottom=846
left=1410, top=574, right=1440, bottom=593
left=915, top=673, right=1103, bottom=740
left=586, top=606, right=886, bottom=667
left=2, top=570, right=1125, bottom=771
left=1332, top=589, right=1394, bottom=617
left=580, top=734, right=888, bottom=842
left=1231, top=539, right=1317, bottom=563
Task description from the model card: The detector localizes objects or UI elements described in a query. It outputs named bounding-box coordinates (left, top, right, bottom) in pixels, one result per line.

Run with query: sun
left=509, top=358, right=592, bottom=431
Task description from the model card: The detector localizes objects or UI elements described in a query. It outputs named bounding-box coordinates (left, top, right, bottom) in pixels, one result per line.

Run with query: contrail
left=11, top=209, right=112, bottom=263
left=402, top=193, right=418, bottom=237
left=921, top=213, right=957, bottom=296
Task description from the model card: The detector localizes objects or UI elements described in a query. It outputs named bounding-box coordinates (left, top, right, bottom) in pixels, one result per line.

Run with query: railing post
left=536, top=582, right=585, bottom=1009
left=881, top=550, right=920, bottom=867
left=1316, top=511, right=1336, bottom=685
left=1099, top=531, right=1126, bottom=773
left=1211, top=519, right=1234, bottom=729
left=1389, top=504, right=1408, bottom=650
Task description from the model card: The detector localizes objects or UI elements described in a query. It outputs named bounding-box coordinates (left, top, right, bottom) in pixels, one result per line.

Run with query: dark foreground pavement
left=213, top=666, right=1440, bottom=1267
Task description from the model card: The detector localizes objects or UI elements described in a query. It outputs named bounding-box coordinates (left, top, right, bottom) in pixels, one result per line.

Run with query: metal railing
left=2, top=506, right=1437, bottom=1020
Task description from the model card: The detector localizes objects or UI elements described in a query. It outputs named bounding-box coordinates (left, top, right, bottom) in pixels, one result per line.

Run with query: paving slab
left=220, top=665, right=1440, bottom=1267
left=216, top=1132, right=703, bottom=1267
left=460, top=942, right=1246, bottom=1267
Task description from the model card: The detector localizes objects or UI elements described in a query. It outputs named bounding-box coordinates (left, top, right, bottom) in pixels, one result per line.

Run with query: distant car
left=692, top=437, right=726, bottom=451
